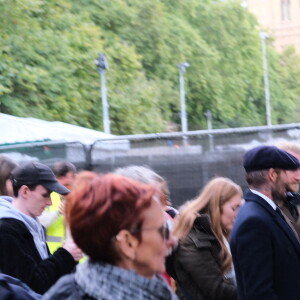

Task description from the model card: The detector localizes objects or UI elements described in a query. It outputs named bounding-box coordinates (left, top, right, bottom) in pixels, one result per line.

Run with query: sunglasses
left=131, top=220, right=171, bottom=241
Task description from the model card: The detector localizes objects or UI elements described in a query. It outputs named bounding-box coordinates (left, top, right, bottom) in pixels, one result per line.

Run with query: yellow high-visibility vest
left=45, top=193, right=86, bottom=263
left=46, top=192, right=65, bottom=254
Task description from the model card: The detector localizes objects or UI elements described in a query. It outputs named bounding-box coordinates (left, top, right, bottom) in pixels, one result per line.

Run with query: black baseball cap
left=244, top=145, right=300, bottom=172
left=11, top=161, right=70, bottom=195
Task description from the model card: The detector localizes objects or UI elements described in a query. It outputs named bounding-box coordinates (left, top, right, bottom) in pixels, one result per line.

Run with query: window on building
left=287, top=0, right=291, bottom=20
left=281, top=0, right=291, bottom=21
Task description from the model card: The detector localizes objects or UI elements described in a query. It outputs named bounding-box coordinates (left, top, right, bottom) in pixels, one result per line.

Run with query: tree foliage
left=1, top=0, right=299, bottom=134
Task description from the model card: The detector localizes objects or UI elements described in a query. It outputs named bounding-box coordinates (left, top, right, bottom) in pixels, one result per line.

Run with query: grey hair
left=114, top=165, right=164, bottom=185
left=52, top=161, right=77, bottom=177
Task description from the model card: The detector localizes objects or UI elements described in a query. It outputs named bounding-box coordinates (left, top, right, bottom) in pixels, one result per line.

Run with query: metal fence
left=1, top=123, right=300, bottom=207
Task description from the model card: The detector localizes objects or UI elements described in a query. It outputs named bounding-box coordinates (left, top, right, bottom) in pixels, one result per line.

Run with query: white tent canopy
left=0, top=113, right=116, bottom=145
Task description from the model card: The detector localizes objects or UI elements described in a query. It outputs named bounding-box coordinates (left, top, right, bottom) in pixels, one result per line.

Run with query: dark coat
left=230, top=189, right=300, bottom=300
left=280, top=193, right=300, bottom=239
left=169, top=215, right=236, bottom=300
left=0, top=274, right=41, bottom=300
left=0, top=218, right=77, bottom=294
left=41, top=274, right=95, bottom=300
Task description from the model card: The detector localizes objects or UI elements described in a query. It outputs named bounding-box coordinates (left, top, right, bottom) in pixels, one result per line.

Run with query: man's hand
left=62, top=239, right=83, bottom=261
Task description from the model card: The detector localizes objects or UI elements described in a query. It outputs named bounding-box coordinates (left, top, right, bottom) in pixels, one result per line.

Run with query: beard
left=271, top=176, right=288, bottom=202
left=286, top=182, right=300, bottom=193
left=272, top=188, right=286, bottom=202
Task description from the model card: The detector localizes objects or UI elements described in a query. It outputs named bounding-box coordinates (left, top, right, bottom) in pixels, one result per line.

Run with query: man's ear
left=115, top=230, right=139, bottom=260
left=18, top=185, right=30, bottom=199
left=268, top=168, right=278, bottom=183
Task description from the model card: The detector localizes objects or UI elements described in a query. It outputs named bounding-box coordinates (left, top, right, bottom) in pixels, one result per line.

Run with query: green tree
left=0, top=0, right=104, bottom=128
left=1, top=0, right=300, bottom=134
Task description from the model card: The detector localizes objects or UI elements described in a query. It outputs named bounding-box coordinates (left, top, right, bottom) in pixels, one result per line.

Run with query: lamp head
left=259, top=32, right=269, bottom=40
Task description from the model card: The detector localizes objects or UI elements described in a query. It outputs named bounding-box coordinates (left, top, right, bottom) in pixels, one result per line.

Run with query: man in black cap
left=230, top=145, right=300, bottom=300
left=0, top=161, right=83, bottom=294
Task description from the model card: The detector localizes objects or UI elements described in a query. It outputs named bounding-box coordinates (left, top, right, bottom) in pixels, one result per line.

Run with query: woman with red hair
left=42, top=173, right=178, bottom=300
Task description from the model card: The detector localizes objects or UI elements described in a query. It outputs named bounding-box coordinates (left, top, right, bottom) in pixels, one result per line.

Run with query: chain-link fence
left=1, top=124, right=300, bottom=207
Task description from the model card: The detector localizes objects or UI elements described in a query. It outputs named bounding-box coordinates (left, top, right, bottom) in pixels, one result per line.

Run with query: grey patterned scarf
left=75, top=259, right=178, bottom=300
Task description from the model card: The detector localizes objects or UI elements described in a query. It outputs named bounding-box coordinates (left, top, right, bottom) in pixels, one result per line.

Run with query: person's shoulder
left=0, top=196, right=13, bottom=203
left=181, top=215, right=216, bottom=249
left=232, top=201, right=274, bottom=237
left=42, top=274, right=76, bottom=300
left=0, top=274, right=41, bottom=300
left=0, top=218, right=27, bottom=233
left=235, top=202, right=266, bottom=223
left=240, top=198, right=273, bottom=218
left=42, top=274, right=95, bottom=300
left=193, top=214, right=214, bottom=235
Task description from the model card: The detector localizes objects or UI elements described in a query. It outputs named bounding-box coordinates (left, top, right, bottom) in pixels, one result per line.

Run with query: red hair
left=65, top=173, right=155, bottom=263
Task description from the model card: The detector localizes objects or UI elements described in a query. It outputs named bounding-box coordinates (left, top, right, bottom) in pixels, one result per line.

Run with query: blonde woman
left=168, top=177, right=242, bottom=300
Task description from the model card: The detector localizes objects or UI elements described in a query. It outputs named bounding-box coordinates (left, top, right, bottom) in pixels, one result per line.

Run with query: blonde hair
left=173, top=177, right=242, bottom=274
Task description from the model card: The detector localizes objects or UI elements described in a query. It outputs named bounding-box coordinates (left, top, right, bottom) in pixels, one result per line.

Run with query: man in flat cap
left=230, top=145, right=300, bottom=300
left=0, top=161, right=83, bottom=294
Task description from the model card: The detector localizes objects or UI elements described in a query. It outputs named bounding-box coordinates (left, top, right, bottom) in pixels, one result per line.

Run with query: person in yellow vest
left=39, top=161, right=76, bottom=254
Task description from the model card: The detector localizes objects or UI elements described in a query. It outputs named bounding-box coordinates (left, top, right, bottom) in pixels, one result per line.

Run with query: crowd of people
left=0, top=142, right=299, bottom=300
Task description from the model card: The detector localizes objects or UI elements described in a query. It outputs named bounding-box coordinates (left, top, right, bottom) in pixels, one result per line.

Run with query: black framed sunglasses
left=130, top=220, right=171, bottom=241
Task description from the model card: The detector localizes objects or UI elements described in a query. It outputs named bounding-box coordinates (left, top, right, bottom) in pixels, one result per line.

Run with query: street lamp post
left=95, top=53, right=110, bottom=134
left=204, top=110, right=214, bottom=152
left=178, top=62, right=189, bottom=145
left=259, top=32, right=272, bottom=127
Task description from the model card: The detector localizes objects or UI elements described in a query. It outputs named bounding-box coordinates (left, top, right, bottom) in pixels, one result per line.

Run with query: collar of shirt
left=249, top=189, right=277, bottom=210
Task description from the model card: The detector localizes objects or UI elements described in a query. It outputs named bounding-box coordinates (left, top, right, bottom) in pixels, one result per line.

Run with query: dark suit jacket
left=230, top=189, right=300, bottom=300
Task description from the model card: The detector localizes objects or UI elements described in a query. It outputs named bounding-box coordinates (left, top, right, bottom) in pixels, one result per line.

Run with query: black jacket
left=0, top=218, right=76, bottom=294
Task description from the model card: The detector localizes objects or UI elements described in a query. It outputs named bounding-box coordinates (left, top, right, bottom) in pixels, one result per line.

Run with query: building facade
left=246, top=0, right=300, bottom=52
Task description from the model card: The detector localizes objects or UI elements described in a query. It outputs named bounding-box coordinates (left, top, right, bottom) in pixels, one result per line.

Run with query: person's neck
left=12, top=198, right=32, bottom=217
left=250, top=186, right=273, bottom=200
